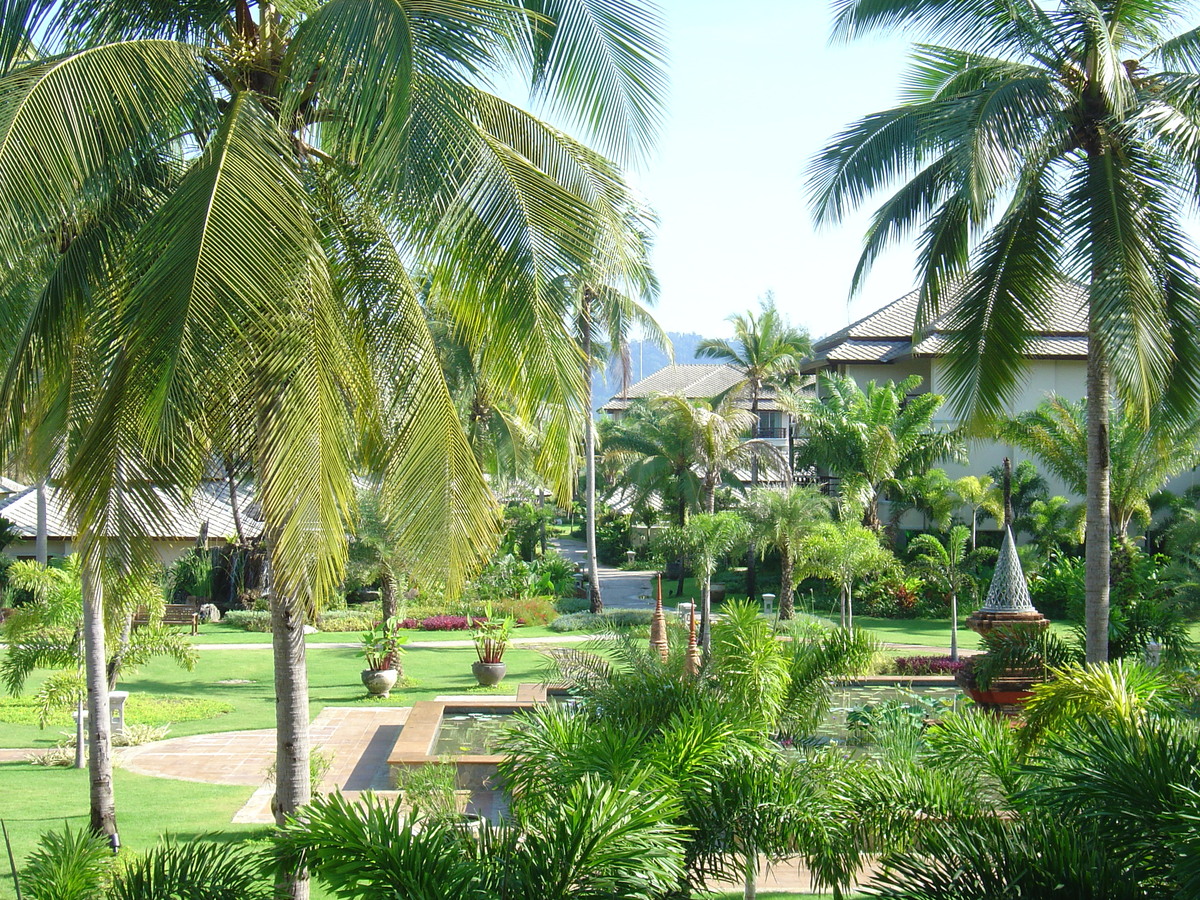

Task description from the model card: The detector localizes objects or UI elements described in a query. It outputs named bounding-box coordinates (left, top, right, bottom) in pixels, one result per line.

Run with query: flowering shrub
left=894, top=655, right=967, bottom=675
left=398, top=615, right=486, bottom=632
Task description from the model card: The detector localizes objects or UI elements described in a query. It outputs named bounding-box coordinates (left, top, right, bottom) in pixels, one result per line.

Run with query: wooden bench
left=132, top=604, right=200, bottom=635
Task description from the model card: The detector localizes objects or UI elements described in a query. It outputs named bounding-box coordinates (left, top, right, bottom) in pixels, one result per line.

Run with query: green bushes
left=315, top=608, right=379, bottom=633
left=222, top=610, right=272, bottom=632
left=548, top=610, right=652, bottom=632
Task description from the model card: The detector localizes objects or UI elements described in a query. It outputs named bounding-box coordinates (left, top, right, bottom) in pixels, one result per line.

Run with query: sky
left=625, top=0, right=926, bottom=343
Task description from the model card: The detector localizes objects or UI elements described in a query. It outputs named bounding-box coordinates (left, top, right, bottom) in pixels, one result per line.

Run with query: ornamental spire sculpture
left=649, top=575, right=669, bottom=661
left=966, top=525, right=1048, bottom=635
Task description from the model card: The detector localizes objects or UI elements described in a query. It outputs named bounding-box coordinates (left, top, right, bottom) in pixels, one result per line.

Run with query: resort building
left=0, top=481, right=257, bottom=565
left=599, top=363, right=796, bottom=452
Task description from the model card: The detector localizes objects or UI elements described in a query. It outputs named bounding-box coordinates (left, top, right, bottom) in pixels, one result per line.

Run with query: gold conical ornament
left=650, top=574, right=669, bottom=661
left=684, top=603, right=702, bottom=676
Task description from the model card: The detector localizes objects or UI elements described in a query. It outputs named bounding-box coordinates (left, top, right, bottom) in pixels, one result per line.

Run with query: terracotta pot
left=472, top=661, right=507, bottom=686
left=964, top=687, right=1034, bottom=705
left=361, top=668, right=399, bottom=698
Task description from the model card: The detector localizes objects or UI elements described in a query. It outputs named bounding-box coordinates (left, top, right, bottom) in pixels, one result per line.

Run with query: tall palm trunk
left=582, top=289, right=603, bottom=613
left=35, top=479, right=47, bottom=564
left=81, top=556, right=117, bottom=841
left=271, top=583, right=311, bottom=900
left=379, top=568, right=397, bottom=624
left=700, top=573, right=712, bottom=655
left=779, top=551, right=795, bottom=620
left=1084, top=332, right=1111, bottom=662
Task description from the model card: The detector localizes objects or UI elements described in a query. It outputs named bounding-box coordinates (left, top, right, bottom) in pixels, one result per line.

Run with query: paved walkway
left=119, top=706, right=411, bottom=824
left=551, top=536, right=659, bottom=610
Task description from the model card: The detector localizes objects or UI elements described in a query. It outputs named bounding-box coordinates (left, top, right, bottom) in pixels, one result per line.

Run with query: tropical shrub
left=548, top=610, right=653, bottom=632
left=859, top=572, right=928, bottom=619
left=1028, top=551, right=1085, bottom=618
left=315, top=608, right=379, bottom=632
left=554, top=596, right=590, bottom=614
left=486, top=596, right=557, bottom=626
left=398, top=615, right=485, bottom=632
left=222, top=610, right=272, bottom=632
left=893, top=656, right=967, bottom=676
left=596, top=510, right=633, bottom=565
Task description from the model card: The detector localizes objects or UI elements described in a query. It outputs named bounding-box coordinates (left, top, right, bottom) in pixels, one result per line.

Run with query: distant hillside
left=593, top=331, right=713, bottom=410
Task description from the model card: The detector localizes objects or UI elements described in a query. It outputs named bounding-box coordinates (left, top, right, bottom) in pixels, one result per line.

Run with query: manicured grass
left=186, top=622, right=561, bottom=644
left=0, top=645, right=559, bottom=749
left=0, top=763, right=266, bottom=900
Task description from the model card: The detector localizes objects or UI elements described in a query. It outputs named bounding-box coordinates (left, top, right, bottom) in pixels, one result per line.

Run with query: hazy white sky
left=630, top=0, right=924, bottom=342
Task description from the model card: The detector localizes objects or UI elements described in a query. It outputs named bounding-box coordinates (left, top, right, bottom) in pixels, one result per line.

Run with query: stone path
left=119, top=706, right=412, bottom=824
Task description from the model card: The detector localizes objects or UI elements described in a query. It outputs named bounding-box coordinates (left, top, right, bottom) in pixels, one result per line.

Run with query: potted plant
left=471, top=605, right=514, bottom=686
left=360, top=617, right=406, bottom=698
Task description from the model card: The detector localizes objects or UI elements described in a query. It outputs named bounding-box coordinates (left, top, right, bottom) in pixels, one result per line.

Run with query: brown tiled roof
left=808, top=281, right=1088, bottom=368
left=601, top=364, right=807, bottom=412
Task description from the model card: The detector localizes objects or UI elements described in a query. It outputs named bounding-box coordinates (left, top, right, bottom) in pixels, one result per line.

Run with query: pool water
left=807, top=684, right=964, bottom=746
left=432, top=712, right=516, bottom=755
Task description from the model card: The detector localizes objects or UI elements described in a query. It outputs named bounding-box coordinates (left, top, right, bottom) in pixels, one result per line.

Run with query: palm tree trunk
left=949, top=589, right=958, bottom=662
left=225, top=458, right=246, bottom=545
left=1084, top=335, right=1111, bottom=663
left=35, top=479, right=47, bottom=564
left=271, top=585, right=311, bottom=900
left=582, top=289, right=603, bottom=613
left=81, top=556, right=117, bottom=842
left=106, top=613, right=134, bottom=692
left=970, top=509, right=977, bottom=552
left=744, top=851, right=757, bottom=900
left=379, top=569, right=397, bottom=624
left=846, top=581, right=853, bottom=630
left=779, top=552, right=795, bottom=620
left=839, top=586, right=846, bottom=629
left=700, top=574, right=712, bottom=655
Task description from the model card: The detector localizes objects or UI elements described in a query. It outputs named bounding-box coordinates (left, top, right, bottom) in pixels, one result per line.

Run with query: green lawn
left=0, top=763, right=267, bottom=900
left=0, top=645, right=560, bottom=749
left=186, top=622, right=560, bottom=644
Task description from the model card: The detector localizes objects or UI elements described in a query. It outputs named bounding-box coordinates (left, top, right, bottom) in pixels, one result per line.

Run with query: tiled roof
left=809, top=280, right=1088, bottom=368
left=825, top=340, right=907, bottom=362
left=601, top=364, right=806, bottom=412
left=0, top=483, right=260, bottom=542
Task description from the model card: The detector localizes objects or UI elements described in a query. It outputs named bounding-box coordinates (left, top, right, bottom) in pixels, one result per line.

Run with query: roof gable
left=809, top=281, right=1088, bottom=367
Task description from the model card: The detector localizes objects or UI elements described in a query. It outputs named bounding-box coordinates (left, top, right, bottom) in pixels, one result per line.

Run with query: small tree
left=907, top=526, right=974, bottom=661
left=2, top=558, right=198, bottom=725
left=745, top=486, right=830, bottom=620
left=680, top=512, right=749, bottom=654
left=953, top=476, right=1004, bottom=550
left=796, top=521, right=892, bottom=629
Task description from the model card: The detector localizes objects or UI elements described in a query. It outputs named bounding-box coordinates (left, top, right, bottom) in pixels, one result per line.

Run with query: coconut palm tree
left=1003, top=395, right=1200, bottom=540
left=602, top=399, right=703, bottom=527
left=567, top=212, right=665, bottom=613
left=785, top=374, right=961, bottom=531
left=698, top=296, right=812, bottom=601
left=653, top=393, right=787, bottom=515
left=816, top=0, right=1200, bottom=662
left=0, top=0, right=665, bottom=880
left=745, top=485, right=831, bottom=620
